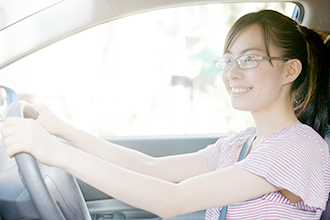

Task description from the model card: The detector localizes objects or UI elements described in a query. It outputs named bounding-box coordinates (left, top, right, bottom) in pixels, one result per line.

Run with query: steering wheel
left=5, top=101, right=91, bottom=220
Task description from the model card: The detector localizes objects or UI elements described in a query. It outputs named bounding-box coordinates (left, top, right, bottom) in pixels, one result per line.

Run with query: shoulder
left=279, top=124, right=324, bottom=142
left=240, top=124, right=330, bottom=176
left=264, top=124, right=328, bottom=156
left=249, top=124, right=330, bottom=175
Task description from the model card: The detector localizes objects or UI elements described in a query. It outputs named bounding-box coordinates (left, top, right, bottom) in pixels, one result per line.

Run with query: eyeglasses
left=213, top=54, right=290, bottom=72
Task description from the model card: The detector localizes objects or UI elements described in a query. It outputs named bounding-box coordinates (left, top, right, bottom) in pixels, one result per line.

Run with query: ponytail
left=293, top=27, right=330, bottom=137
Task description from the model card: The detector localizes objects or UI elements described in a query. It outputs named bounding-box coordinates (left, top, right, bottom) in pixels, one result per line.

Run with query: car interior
left=0, top=0, right=330, bottom=219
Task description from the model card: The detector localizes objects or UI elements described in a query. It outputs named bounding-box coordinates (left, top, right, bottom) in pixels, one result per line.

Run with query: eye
left=224, top=57, right=233, bottom=64
left=242, top=55, right=258, bottom=62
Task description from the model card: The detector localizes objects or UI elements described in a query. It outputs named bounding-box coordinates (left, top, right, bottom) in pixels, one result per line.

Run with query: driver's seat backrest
left=320, top=126, right=330, bottom=219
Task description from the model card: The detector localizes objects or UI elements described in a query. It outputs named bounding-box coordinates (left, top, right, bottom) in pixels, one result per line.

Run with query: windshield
left=0, top=2, right=296, bottom=136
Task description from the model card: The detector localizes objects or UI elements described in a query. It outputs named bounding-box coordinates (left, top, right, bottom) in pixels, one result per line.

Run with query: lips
left=230, top=86, right=252, bottom=94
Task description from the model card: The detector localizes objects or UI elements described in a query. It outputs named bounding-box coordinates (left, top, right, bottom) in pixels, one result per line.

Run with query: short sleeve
left=199, top=127, right=255, bottom=171
left=234, top=125, right=330, bottom=210
left=198, top=139, right=224, bottom=171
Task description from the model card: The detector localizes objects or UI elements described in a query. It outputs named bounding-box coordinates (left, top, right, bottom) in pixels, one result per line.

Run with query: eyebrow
left=224, top=47, right=264, bottom=55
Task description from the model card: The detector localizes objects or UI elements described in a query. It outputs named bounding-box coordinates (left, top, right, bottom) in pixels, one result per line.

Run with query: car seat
left=321, top=126, right=330, bottom=219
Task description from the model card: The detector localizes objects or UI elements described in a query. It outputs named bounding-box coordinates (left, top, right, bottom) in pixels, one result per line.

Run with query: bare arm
left=32, top=104, right=210, bottom=182
left=1, top=117, right=279, bottom=219
left=60, top=145, right=279, bottom=219
left=56, top=124, right=211, bottom=182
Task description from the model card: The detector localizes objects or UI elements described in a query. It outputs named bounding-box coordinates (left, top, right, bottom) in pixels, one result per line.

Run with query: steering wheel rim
left=5, top=101, right=91, bottom=220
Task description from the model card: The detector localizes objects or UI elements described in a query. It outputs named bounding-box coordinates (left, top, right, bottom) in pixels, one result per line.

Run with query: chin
left=231, top=102, right=253, bottom=112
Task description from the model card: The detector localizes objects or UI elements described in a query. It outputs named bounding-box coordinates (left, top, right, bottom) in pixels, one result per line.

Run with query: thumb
left=32, top=103, right=48, bottom=113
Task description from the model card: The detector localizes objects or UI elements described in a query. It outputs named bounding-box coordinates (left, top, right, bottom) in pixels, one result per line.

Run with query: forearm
left=55, top=125, right=211, bottom=183
left=56, top=124, right=157, bottom=175
left=59, top=146, right=182, bottom=219
left=58, top=145, right=277, bottom=219
left=1, top=117, right=279, bottom=218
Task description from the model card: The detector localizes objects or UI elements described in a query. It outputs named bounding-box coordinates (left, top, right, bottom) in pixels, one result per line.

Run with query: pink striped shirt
left=199, top=124, right=330, bottom=220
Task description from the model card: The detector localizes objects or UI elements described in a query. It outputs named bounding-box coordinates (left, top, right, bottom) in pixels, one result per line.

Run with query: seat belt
left=218, top=129, right=257, bottom=220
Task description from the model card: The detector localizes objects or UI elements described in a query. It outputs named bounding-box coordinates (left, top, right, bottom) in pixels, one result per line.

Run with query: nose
left=224, top=64, right=243, bottom=80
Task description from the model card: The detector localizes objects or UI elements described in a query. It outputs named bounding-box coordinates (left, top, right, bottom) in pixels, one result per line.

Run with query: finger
left=1, top=123, right=27, bottom=145
left=1, top=117, right=25, bottom=128
left=2, top=117, right=21, bottom=126
left=1, top=118, right=34, bottom=133
left=5, top=142, right=29, bottom=158
left=2, top=122, right=36, bottom=153
left=1, top=124, right=22, bottom=140
left=1, top=118, right=36, bottom=146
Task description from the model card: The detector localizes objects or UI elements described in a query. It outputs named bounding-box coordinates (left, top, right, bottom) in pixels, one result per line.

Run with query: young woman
left=1, top=10, right=330, bottom=219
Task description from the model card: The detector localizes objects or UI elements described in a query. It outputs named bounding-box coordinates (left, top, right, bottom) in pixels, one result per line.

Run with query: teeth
left=231, top=87, right=251, bottom=93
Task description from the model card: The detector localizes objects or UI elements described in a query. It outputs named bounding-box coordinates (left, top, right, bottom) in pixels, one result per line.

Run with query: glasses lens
left=238, top=55, right=259, bottom=69
left=214, top=57, right=232, bottom=71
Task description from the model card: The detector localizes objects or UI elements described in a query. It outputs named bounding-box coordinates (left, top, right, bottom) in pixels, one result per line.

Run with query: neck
left=251, top=98, right=301, bottom=143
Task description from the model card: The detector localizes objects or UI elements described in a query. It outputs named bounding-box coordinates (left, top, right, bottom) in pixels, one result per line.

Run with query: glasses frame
left=213, top=54, right=290, bottom=71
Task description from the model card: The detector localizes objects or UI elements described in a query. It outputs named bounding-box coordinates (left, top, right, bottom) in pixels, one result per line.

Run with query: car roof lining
left=0, top=0, right=329, bottom=70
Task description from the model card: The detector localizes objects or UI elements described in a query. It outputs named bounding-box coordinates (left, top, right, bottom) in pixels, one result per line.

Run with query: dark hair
left=224, top=10, right=330, bottom=138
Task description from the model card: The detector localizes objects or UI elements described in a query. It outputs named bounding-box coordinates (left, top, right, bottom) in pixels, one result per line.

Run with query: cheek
left=221, top=71, right=226, bottom=84
left=252, top=72, right=283, bottom=103
left=247, top=69, right=266, bottom=85
left=222, top=72, right=230, bottom=90
left=248, top=69, right=276, bottom=91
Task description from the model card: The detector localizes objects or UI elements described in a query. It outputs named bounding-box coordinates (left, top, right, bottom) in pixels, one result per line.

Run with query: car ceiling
left=0, top=0, right=329, bottom=70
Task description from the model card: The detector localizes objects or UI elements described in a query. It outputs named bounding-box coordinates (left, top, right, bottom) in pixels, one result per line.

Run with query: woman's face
left=222, top=24, right=288, bottom=114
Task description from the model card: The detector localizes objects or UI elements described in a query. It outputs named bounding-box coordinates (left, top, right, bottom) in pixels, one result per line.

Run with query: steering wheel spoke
left=5, top=101, right=91, bottom=220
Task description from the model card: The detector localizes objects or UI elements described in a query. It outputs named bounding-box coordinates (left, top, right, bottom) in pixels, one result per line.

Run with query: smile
left=230, top=87, right=252, bottom=94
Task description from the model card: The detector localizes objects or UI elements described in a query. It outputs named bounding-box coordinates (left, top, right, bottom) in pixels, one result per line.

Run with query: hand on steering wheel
left=1, top=101, right=91, bottom=220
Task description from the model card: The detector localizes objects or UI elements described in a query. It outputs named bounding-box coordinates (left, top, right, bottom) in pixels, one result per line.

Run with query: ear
left=282, top=59, right=302, bottom=85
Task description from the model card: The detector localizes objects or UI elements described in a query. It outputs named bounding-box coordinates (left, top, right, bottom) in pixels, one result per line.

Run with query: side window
left=0, top=3, right=296, bottom=136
